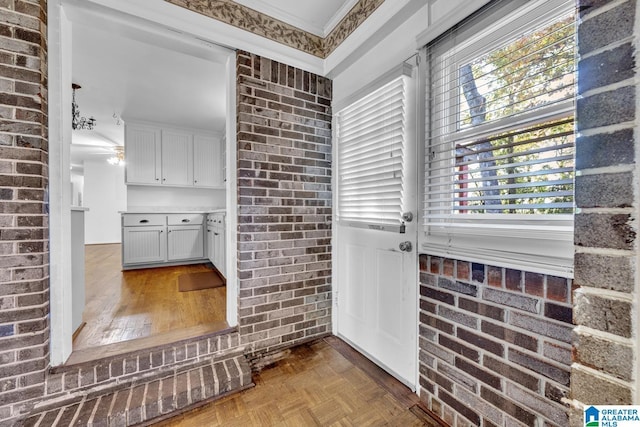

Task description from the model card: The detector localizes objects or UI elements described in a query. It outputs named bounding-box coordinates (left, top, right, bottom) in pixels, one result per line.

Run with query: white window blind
left=337, top=75, right=408, bottom=230
left=421, top=0, right=576, bottom=276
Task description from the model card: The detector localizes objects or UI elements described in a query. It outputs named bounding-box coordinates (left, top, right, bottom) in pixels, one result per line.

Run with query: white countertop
left=120, top=207, right=225, bottom=214
left=71, top=206, right=89, bottom=212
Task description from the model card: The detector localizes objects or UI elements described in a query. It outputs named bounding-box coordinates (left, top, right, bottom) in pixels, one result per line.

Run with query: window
left=421, top=0, right=576, bottom=276
left=336, top=71, right=411, bottom=231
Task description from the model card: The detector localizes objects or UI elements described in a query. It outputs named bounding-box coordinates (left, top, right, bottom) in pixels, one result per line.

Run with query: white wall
left=83, top=160, right=127, bottom=244
left=332, top=0, right=488, bottom=104
left=127, top=186, right=225, bottom=210
left=70, top=169, right=84, bottom=206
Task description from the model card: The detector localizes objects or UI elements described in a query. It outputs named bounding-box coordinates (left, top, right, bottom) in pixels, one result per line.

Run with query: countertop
left=120, top=208, right=225, bottom=214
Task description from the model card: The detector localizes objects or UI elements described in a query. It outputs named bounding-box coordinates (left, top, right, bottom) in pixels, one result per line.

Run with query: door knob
left=399, top=241, right=412, bottom=252
left=402, top=212, right=414, bottom=222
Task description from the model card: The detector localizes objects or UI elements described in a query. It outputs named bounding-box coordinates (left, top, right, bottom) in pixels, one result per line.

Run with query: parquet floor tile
left=156, top=339, right=444, bottom=426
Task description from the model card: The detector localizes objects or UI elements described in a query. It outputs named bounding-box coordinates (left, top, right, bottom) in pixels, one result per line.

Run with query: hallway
left=156, top=337, right=443, bottom=426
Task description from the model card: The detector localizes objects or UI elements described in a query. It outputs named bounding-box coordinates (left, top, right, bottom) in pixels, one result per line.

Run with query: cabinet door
left=161, top=130, right=193, bottom=186
left=167, top=225, right=204, bottom=261
left=123, top=226, right=166, bottom=264
left=207, top=226, right=215, bottom=264
left=193, top=135, right=222, bottom=188
left=125, top=124, right=161, bottom=185
left=214, top=229, right=225, bottom=277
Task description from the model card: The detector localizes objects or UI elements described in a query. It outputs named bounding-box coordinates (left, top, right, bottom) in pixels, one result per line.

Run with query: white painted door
left=161, top=129, right=193, bottom=186
left=335, top=73, right=417, bottom=387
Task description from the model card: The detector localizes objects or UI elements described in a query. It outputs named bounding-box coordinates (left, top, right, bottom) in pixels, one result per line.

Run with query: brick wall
left=0, top=0, right=51, bottom=422
left=235, top=51, right=333, bottom=359
left=569, top=0, right=638, bottom=423
left=418, top=255, right=572, bottom=426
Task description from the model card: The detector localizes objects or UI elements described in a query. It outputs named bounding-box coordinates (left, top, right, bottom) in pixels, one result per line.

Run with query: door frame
left=48, top=0, right=238, bottom=365
left=331, top=63, right=420, bottom=389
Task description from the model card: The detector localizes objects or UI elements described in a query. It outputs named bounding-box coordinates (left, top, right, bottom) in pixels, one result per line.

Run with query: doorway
left=48, top=0, right=238, bottom=365
left=333, top=68, right=418, bottom=388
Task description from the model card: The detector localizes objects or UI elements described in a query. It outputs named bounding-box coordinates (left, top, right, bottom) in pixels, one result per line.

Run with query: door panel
left=335, top=71, right=417, bottom=388
left=344, top=244, right=366, bottom=320
left=337, top=225, right=417, bottom=387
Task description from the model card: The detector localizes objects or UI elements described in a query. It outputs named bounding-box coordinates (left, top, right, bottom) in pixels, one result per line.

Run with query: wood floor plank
left=154, top=339, right=444, bottom=426
left=73, top=244, right=228, bottom=351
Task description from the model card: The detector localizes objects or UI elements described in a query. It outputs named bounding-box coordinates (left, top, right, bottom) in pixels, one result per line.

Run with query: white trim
left=323, top=0, right=360, bottom=37
left=333, top=62, right=413, bottom=113
left=416, top=0, right=492, bottom=48
left=324, top=0, right=424, bottom=78
left=225, top=54, right=238, bottom=328
left=48, top=2, right=74, bottom=366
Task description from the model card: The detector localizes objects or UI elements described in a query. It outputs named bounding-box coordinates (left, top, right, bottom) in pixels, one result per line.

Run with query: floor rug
left=178, top=270, right=225, bottom=292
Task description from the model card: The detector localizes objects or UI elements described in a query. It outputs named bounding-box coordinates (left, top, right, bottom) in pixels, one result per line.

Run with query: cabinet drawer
left=167, top=213, right=203, bottom=225
left=123, top=214, right=166, bottom=227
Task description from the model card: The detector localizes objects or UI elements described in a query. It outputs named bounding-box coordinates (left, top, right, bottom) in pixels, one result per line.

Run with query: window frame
left=419, top=0, right=576, bottom=277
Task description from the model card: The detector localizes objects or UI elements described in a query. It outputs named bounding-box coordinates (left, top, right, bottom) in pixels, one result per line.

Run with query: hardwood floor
left=155, top=338, right=444, bottom=426
left=73, top=244, right=227, bottom=351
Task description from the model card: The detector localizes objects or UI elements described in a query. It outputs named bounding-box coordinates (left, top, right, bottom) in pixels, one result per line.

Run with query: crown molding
left=164, top=0, right=385, bottom=58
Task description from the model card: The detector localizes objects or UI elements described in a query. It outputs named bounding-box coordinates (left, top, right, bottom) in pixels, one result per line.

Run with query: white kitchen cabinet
left=206, top=215, right=215, bottom=264
left=161, top=129, right=193, bottom=186
left=122, top=225, right=166, bottom=264
left=193, top=135, right=222, bottom=188
left=167, top=225, right=204, bottom=261
left=125, top=123, right=161, bottom=185
left=124, top=120, right=223, bottom=189
left=122, top=213, right=207, bottom=269
left=207, top=213, right=226, bottom=277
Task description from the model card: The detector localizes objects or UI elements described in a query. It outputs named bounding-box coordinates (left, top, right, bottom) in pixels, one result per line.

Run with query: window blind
left=421, top=0, right=576, bottom=276
left=337, top=76, right=408, bottom=229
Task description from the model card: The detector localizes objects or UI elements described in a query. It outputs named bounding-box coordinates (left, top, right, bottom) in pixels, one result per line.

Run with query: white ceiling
left=70, top=13, right=229, bottom=168
left=69, top=0, right=359, bottom=168
left=233, top=0, right=358, bottom=36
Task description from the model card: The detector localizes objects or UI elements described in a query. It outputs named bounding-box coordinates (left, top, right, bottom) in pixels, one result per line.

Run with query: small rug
left=178, top=270, right=225, bottom=292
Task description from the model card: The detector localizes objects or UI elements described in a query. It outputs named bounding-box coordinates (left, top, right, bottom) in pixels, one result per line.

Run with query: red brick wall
left=418, top=255, right=572, bottom=426
left=235, top=51, right=332, bottom=358
left=0, top=0, right=50, bottom=421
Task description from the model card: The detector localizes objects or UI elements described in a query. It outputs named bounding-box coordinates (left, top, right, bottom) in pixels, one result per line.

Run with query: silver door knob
left=402, top=212, right=414, bottom=222
left=399, top=241, right=412, bottom=252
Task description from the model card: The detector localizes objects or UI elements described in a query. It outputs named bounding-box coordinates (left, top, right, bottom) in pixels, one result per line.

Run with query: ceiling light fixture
left=72, top=83, right=96, bottom=130
left=107, top=146, right=125, bottom=166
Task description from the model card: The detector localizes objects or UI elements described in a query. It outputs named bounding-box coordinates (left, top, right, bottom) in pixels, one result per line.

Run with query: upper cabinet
left=125, top=121, right=224, bottom=188
left=124, top=123, right=161, bottom=185
left=193, top=134, right=223, bottom=187
left=161, top=129, right=193, bottom=186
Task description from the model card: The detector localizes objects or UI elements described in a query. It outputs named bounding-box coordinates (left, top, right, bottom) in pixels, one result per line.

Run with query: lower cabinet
left=122, top=213, right=206, bottom=269
left=167, top=225, right=204, bottom=261
left=206, top=213, right=226, bottom=277
left=123, top=226, right=167, bottom=265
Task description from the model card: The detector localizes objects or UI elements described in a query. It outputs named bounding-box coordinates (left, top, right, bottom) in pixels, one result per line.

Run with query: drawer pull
left=181, top=219, right=190, bottom=223
left=139, top=219, right=149, bottom=223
